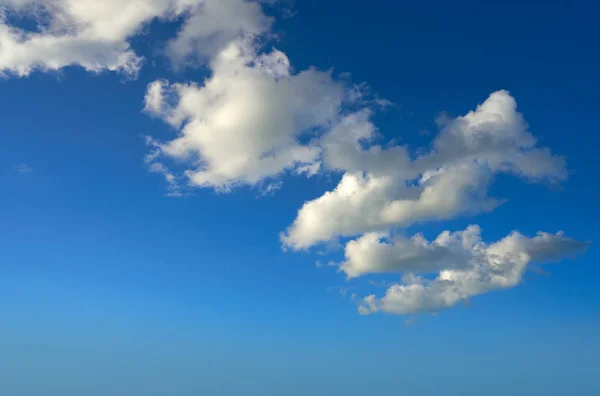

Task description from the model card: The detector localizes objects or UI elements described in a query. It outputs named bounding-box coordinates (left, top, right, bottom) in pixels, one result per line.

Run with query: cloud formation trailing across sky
left=356, top=228, right=588, bottom=315
left=0, top=0, right=589, bottom=316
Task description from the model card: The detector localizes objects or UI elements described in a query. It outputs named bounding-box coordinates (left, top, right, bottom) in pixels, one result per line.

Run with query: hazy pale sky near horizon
left=1, top=0, right=599, bottom=395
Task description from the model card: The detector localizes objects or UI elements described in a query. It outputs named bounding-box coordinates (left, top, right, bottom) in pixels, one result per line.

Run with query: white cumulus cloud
left=340, top=225, right=484, bottom=279
left=144, top=38, right=352, bottom=190
left=0, top=0, right=277, bottom=77
left=357, top=228, right=589, bottom=316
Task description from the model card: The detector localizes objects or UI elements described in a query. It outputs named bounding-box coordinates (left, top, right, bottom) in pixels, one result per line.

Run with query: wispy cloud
left=326, top=286, right=355, bottom=298
left=14, top=164, right=32, bottom=174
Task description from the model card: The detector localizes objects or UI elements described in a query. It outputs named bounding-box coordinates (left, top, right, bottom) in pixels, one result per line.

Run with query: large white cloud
left=0, top=0, right=275, bottom=76
left=144, top=37, right=351, bottom=190
left=281, top=90, right=567, bottom=250
left=357, top=228, right=589, bottom=315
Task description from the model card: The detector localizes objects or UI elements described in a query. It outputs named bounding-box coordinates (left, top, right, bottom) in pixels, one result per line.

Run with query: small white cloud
left=144, top=142, right=186, bottom=197
left=368, top=280, right=391, bottom=287
left=434, top=111, right=452, bottom=127
left=14, top=163, right=32, bottom=174
left=315, top=260, right=337, bottom=269
left=147, top=161, right=185, bottom=197
left=258, top=181, right=283, bottom=197
left=326, top=286, right=355, bottom=298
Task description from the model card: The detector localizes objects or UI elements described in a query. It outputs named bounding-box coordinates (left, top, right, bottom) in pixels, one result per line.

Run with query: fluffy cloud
left=166, top=0, right=273, bottom=65
left=281, top=91, right=567, bottom=250
left=357, top=228, right=589, bottom=315
left=145, top=38, right=351, bottom=189
left=416, top=91, right=567, bottom=181
left=340, top=225, right=484, bottom=279
left=281, top=163, right=502, bottom=250
left=320, top=110, right=412, bottom=178
left=0, top=0, right=275, bottom=76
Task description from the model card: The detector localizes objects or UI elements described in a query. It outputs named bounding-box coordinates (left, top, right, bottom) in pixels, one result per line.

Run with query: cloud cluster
left=281, top=91, right=567, bottom=250
left=3, top=0, right=588, bottom=316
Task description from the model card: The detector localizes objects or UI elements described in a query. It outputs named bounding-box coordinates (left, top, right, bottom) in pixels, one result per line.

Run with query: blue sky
left=0, top=0, right=599, bottom=395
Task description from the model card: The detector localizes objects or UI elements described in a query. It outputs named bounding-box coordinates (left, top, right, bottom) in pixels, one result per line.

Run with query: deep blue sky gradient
left=1, top=1, right=599, bottom=395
